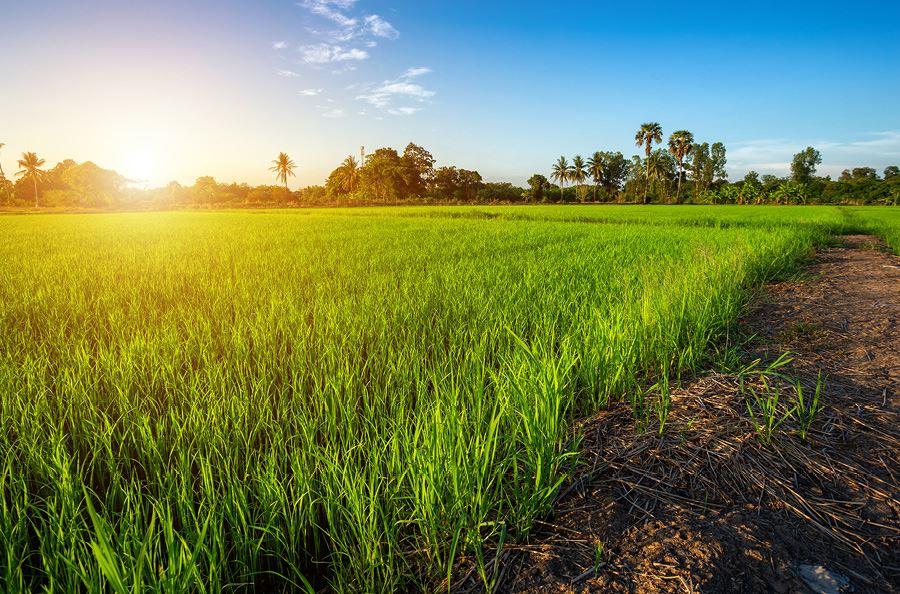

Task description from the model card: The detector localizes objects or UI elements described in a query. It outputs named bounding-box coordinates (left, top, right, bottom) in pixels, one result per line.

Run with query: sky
left=2, top=0, right=899, bottom=188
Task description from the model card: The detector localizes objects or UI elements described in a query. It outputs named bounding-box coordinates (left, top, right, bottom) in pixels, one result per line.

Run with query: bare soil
left=452, top=235, right=899, bottom=594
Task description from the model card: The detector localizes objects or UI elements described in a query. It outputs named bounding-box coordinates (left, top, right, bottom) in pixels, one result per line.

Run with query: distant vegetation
left=0, top=127, right=897, bottom=209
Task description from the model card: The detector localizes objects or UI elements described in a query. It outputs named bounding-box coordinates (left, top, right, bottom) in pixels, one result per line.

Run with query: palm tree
left=550, top=156, right=572, bottom=202
left=571, top=155, right=587, bottom=202
left=634, top=122, right=663, bottom=204
left=587, top=151, right=604, bottom=202
left=15, top=152, right=46, bottom=208
left=334, top=155, right=360, bottom=194
left=667, top=130, right=694, bottom=204
left=646, top=151, right=671, bottom=199
left=269, top=152, right=297, bottom=190
left=0, top=143, right=6, bottom=179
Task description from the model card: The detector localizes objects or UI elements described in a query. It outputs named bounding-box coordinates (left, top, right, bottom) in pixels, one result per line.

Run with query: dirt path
left=456, top=235, right=899, bottom=593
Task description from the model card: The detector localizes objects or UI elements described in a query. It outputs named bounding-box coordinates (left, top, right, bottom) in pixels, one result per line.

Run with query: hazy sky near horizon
left=2, top=0, right=899, bottom=188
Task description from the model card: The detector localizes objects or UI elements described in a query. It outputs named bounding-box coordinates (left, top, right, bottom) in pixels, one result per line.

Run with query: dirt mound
left=453, top=235, right=899, bottom=593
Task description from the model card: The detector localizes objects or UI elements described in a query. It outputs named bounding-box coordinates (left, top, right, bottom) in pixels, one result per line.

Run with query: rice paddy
left=0, top=205, right=895, bottom=592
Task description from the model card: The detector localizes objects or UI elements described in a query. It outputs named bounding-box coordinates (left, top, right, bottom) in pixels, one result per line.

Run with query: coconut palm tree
left=15, top=152, right=46, bottom=208
left=587, top=151, right=604, bottom=202
left=333, top=155, right=360, bottom=194
left=0, top=143, right=6, bottom=179
left=647, top=150, right=673, bottom=202
left=667, top=130, right=694, bottom=204
left=269, top=152, right=297, bottom=190
left=634, top=122, right=663, bottom=204
left=571, top=155, right=588, bottom=202
left=550, top=156, right=572, bottom=202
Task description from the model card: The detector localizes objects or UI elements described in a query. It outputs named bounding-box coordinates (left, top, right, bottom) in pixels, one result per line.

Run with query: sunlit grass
left=0, top=206, right=896, bottom=592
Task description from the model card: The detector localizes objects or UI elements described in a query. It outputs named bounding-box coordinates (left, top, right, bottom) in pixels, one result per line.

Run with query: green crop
left=0, top=205, right=895, bottom=592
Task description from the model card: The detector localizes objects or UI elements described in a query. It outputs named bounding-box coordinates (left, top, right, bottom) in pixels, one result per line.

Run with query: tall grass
left=0, top=206, right=884, bottom=592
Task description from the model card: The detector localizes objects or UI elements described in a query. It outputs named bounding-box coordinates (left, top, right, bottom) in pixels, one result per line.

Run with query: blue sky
left=2, top=0, right=899, bottom=187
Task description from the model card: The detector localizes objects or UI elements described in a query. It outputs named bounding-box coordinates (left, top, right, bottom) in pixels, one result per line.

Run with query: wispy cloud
left=298, top=43, right=368, bottom=64
left=356, top=67, right=435, bottom=114
left=273, top=41, right=288, bottom=50
left=322, top=108, right=345, bottom=118
left=363, top=15, right=398, bottom=39
left=387, top=107, right=421, bottom=116
left=401, top=67, right=431, bottom=78
left=727, top=131, right=900, bottom=177
left=277, top=69, right=301, bottom=78
left=298, top=0, right=398, bottom=43
left=298, top=88, right=323, bottom=96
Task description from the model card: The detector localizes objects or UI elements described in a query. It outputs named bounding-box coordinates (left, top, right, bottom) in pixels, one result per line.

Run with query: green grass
left=0, top=205, right=895, bottom=592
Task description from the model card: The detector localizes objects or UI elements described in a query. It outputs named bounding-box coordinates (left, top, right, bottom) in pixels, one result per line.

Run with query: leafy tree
left=634, top=122, right=663, bottom=204
left=852, top=167, right=877, bottom=180
left=269, top=152, right=297, bottom=190
left=667, top=130, right=693, bottom=204
left=526, top=174, right=549, bottom=202
left=15, top=152, right=46, bottom=207
left=326, top=156, right=360, bottom=197
left=432, top=166, right=460, bottom=200
left=191, top=176, right=220, bottom=204
left=62, top=161, right=124, bottom=206
left=456, top=169, right=483, bottom=201
left=360, top=148, right=407, bottom=201
left=599, top=151, right=629, bottom=202
left=476, top=182, right=520, bottom=202
left=571, top=155, right=588, bottom=202
left=711, top=142, right=727, bottom=182
left=790, top=147, right=821, bottom=184
left=688, top=143, right=708, bottom=197
left=401, top=143, right=435, bottom=197
left=884, top=165, right=899, bottom=179
left=550, top=156, right=572, bottom=203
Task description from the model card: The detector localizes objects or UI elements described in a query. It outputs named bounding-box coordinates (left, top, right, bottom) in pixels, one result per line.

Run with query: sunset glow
left=2, top=1, right=898, bottom=189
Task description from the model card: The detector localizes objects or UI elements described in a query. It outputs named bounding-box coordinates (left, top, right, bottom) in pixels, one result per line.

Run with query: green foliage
left=791, top=146, right=822, bottom=184
left=794, top=373, right=825, bottom=442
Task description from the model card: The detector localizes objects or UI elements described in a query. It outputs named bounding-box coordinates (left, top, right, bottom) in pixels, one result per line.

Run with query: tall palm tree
left=667, top=130, right=694, bottom=204
left=571, top=155, right=588, bottom=202
left=0, top=143, right=6, bottom=179
left=269, top=152, right=297, bottom=190
left=634, top=122, right=663, bottom=204
left=335, top=155, right=360, bottom=194
left=587, top=151, right=604, bottom=202
left=550, top=156, right=572, bottom=202
left=15, top=152, right=46, bottom=208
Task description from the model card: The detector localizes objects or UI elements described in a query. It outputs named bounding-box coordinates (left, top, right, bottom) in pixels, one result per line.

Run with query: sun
left=121, top=148, right=160, bottom=187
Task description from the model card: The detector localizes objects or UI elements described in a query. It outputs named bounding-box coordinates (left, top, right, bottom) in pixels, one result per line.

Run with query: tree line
left=1, top=133, right=897, bottom=208
left=539, top=123, right=898, bottom=206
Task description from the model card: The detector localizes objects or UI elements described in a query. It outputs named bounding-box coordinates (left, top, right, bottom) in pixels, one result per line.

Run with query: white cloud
left=364, top=15, right=398, bottom=39
left=301, top=0, right=358, bottom=28
left=277, top=69, right=301, bottom=78
left=388, top=107, right=421, bottom=116
left=401, top=66, right=431, bottom=78
left=273, top=41, right=288, bottom=50
left=298, top=43, right=369, bottom=64
left=726, top=131, right=900, bottom=178
left=297, top=0, right=398, bottom=44
left=298, top=88, right=323, bottom=96
left=322, top=108, right=345, bottom=118
left=355, top=68, right=435, bottom=115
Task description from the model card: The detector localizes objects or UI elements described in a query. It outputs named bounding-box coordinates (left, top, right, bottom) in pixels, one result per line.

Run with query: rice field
left=0, top=205, right=895, bottom=593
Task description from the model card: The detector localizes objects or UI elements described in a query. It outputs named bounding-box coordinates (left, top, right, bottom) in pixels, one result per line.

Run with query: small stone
left=797, top=564, right=851, bottom=594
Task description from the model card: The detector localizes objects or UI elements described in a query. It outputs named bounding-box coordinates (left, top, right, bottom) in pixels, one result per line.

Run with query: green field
left=0, top=205, right=896, bottom=592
